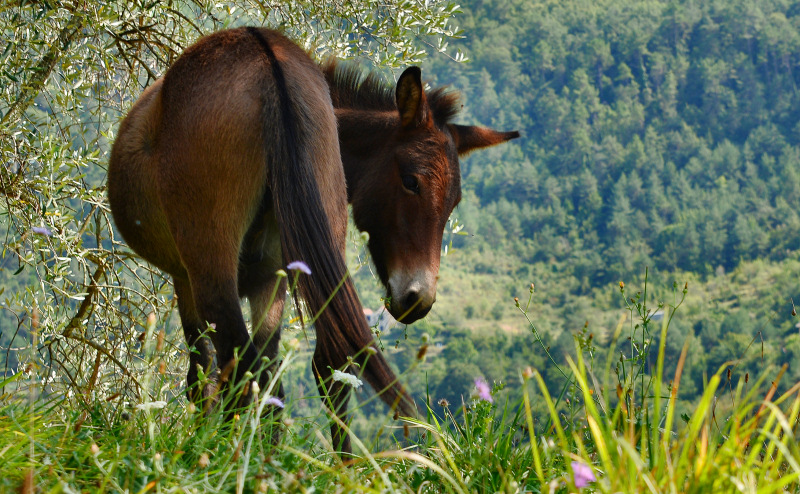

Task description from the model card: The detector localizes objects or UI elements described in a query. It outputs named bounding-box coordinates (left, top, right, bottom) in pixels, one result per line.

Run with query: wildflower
left=90, top=443, right=100, bottom=455
left=474, top=377, right=493, bottom=403
left=438, top=398, right=450, bottom=407
left=571, top=461, right=596, bottom=488
left=619, top=281, right=624, bottom=290
left=31, top=226, right=52, bottom=236
left=265, top=396, right=285, bottom=409
left=522, top=366, right=534, bottom=380
left=136, top=401, right=167, bottom=411
left=198, top=452, right=210, bottom=468
left=251, top=381, right=260, bottom=395
left=286, top=261, right=311, bottom=275
left=331, top=369, right=363, bottom=388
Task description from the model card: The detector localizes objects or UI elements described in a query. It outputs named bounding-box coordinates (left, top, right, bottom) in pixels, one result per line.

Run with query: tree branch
left=0, top=15, right=83, bottom=127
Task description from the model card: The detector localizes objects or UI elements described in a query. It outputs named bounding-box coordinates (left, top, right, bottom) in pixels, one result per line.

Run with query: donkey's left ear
left=449, top=124, right=520, bottom=155
left=396, top=67, right=430, bottom=129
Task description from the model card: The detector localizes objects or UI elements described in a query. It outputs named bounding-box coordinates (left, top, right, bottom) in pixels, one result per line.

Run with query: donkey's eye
left=401, top=174, right=420, bottom=194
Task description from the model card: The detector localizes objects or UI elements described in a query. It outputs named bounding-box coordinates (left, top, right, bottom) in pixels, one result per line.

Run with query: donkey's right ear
left=396, top=67, right=430, bottom=129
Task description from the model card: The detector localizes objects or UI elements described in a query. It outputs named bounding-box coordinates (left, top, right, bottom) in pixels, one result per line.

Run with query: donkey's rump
left=110, top=29, right=341, bottom=279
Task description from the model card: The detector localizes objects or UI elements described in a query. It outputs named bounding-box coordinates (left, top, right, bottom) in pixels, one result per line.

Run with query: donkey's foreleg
left=313, top=350, right=353, bottom=454
left=174, top=277, right=217, bottom=405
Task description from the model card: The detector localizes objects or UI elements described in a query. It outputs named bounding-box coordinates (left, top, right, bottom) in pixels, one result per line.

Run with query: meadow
left=4, top=276, right=800, bottom=493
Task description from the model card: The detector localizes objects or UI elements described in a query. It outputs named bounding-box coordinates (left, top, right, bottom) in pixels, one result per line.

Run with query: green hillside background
left=347, top=0, right=800, bottom=418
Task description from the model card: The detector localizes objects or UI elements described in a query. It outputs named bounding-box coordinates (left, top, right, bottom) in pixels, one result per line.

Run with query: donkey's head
left=335, top=66, right=519, bottom=323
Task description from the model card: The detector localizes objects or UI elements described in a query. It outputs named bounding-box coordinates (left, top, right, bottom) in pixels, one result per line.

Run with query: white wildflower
left=331, top=369, right=363, bottom=389
left=135, top=401, right=167, bottom=411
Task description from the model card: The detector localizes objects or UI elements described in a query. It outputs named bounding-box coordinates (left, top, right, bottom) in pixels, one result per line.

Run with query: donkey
left=108, top=27, right=518, bottom=453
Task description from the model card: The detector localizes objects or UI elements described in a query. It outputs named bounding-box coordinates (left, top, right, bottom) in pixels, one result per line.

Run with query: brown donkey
left=108, top=27, right=518, bottom=453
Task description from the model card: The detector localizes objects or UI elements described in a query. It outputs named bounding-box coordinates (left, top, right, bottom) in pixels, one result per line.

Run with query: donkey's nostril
left=404, top=289, right=421, bottom=311
left=388, top=278, right=435, bottom=323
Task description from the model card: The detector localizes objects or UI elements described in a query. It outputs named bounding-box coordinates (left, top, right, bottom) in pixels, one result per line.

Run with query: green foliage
left=385, top=0, right=800, bottom=418
left=4, top=279, right=800, bottom=492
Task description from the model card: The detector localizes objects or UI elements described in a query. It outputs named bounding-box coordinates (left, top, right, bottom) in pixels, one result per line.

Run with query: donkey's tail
left=248, top=28, right=415, bottom=418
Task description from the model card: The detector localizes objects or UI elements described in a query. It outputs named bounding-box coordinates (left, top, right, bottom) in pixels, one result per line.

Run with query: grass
left=4, top=278, right=800, bottom=493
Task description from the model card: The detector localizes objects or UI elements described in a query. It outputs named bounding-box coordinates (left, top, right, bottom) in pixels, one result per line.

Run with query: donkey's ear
left=449, top=124, right=520, bottom=155
left=396, top=67, right=430, bottom=129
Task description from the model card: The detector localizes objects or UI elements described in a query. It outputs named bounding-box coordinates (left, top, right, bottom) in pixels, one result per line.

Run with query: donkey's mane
left=322, top=60, right=462, bottom=126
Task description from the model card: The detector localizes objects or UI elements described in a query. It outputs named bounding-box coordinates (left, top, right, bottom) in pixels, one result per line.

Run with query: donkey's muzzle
left=388, top=280, right=435, bottom=323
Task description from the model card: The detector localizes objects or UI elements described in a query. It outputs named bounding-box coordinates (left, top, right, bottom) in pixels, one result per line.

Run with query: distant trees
left=426, top=0, right=800, bottom=284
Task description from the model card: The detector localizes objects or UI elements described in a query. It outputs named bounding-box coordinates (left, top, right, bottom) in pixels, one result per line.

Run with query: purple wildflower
left=571, top=461, right=596, bottom=488
left=474, top=377, right=493, bottom=403
left=265, top=396, right=285, bottom=409
left=31, top=226, right=52, bottom=236
left=286, top=261, right=311, bottom=275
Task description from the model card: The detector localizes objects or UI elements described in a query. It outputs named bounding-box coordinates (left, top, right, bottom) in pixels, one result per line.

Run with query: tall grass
left=4, top=277, right=800, bottom=492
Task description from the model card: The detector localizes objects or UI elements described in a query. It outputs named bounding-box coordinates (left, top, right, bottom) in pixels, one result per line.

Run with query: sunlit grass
left=4, top=278, right=800, bottom=492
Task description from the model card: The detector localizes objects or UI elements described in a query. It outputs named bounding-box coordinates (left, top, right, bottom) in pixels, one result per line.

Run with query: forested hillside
left=429, top=0, right=800, bottom=282
left=353, top=0, right=800, bottom=410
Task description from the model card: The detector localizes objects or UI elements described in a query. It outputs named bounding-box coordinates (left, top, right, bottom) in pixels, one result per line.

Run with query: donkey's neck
left=335, top=108, right=398, bottom=203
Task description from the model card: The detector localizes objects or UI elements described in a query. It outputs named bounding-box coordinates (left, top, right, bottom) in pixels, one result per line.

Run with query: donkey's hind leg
left=174, top=277, right=217, bottom=405
left=173, top=235, right=261, bottom=409
left=190, top=272, right=260, bottom=408
left=246, top=276, right=288, bottom=445
left=248, top=275, right=287, bottom=395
